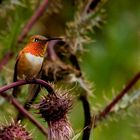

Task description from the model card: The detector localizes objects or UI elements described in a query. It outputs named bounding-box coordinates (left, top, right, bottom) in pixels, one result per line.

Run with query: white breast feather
left=25, top=53, right=43, bottom=66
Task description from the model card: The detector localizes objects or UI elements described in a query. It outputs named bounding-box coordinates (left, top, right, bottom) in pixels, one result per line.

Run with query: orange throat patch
left=22, top=42, right=47, bottom=57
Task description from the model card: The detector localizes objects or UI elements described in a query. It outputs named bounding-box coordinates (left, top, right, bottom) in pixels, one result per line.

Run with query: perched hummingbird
left=13, top=34, right=61, bottom=121
left=14, top=35, right=47, bottom=81
left=12, top=34, right=61, bottom=97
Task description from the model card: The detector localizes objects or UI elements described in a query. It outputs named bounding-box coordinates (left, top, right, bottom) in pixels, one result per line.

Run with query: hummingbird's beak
left=45, top=37, right=62, bottom=42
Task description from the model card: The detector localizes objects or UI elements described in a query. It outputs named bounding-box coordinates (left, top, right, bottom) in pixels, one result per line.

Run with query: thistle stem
left=80, top=93, right=92, bottom=140
left=0, top=78, right=56, bottom=136
left=95, top=72, right=140, bottom=126
left=47, top=40, right=60, bottom=61
left=0, top=92, right=48, bottom=137
left=87, top=0, right=101, bottom=13
left=0, top=79, right=54, bottom=94
left=18, top=0, right=49, bottom=42
left=0, top=51, right=13, bottom=71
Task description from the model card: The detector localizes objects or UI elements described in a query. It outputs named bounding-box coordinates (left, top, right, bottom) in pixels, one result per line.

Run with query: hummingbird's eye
left=34, top=38, right=39, bottom=42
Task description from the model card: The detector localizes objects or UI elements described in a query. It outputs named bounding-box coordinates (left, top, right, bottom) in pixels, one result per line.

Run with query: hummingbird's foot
left=25, top=77, right=36, bottom=83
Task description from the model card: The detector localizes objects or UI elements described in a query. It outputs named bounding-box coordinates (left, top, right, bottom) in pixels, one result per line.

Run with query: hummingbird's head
left=26, top=35, right=62, bottom=56
left=29, top=35, right=48, bottom=45
left=29, top=35, right=62, bottom=45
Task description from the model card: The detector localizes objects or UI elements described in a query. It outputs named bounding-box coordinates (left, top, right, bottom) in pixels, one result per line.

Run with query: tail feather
left=26, top=84, right=41, bottom=107
left=16, top=84, right=41, bottom=121
left=12, top=86, right=21, bottom=97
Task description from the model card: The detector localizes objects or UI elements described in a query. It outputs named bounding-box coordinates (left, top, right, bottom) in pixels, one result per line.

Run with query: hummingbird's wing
left=12, top=56, right=21, bottom=97
left=13, top=57, right=18, bottom=82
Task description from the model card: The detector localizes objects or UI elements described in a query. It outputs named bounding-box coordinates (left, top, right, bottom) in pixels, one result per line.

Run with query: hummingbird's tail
left=12, top=85, right=21, bottom=97
left=16, top=84, right=41, bottom=121
left=25, top=84, right=41, bottom=110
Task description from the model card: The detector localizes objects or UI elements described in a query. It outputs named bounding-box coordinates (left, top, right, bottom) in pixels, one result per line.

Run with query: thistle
left=0, top=120, right=32, bottom=140
left=35, top=87, right=74, bottom=140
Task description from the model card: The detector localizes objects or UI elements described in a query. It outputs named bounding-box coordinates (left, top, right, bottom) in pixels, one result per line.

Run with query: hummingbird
left=12, top=34, right=61, bottom=107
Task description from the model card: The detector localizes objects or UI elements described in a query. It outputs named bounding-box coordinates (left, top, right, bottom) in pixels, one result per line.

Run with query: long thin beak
left=46, top=37, right=62, bottom=42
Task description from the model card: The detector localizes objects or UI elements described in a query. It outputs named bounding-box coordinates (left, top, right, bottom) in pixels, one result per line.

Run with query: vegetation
left=0, top=0, right=140, bottom=139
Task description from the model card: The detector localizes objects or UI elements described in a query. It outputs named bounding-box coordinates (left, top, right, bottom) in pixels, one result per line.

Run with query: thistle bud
left=0, top=120, right=32, bottom=140
left=35, top=88, right=74, bottom=140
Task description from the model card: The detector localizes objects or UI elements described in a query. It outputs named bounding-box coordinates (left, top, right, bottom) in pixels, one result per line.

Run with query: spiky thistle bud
left=35, top=87, right=74, bottom=140
left=0, top=120, right=32, bottom=140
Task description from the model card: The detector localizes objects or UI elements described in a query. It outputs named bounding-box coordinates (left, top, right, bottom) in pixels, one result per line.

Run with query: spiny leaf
left=72, top=129, right=83, bottom=140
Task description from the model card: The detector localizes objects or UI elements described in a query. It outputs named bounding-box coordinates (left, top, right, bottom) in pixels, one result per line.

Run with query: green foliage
left=0, top=0, right=34, bottom=55
left=66, top=0, right=106, bottom=54
left=0, top=0, right=140, bottom=140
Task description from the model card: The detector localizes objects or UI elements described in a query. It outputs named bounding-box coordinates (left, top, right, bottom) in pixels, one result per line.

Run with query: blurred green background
left=81, top=0, right=140, bottom=139
left=0, top=0, right=140, bottom=140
